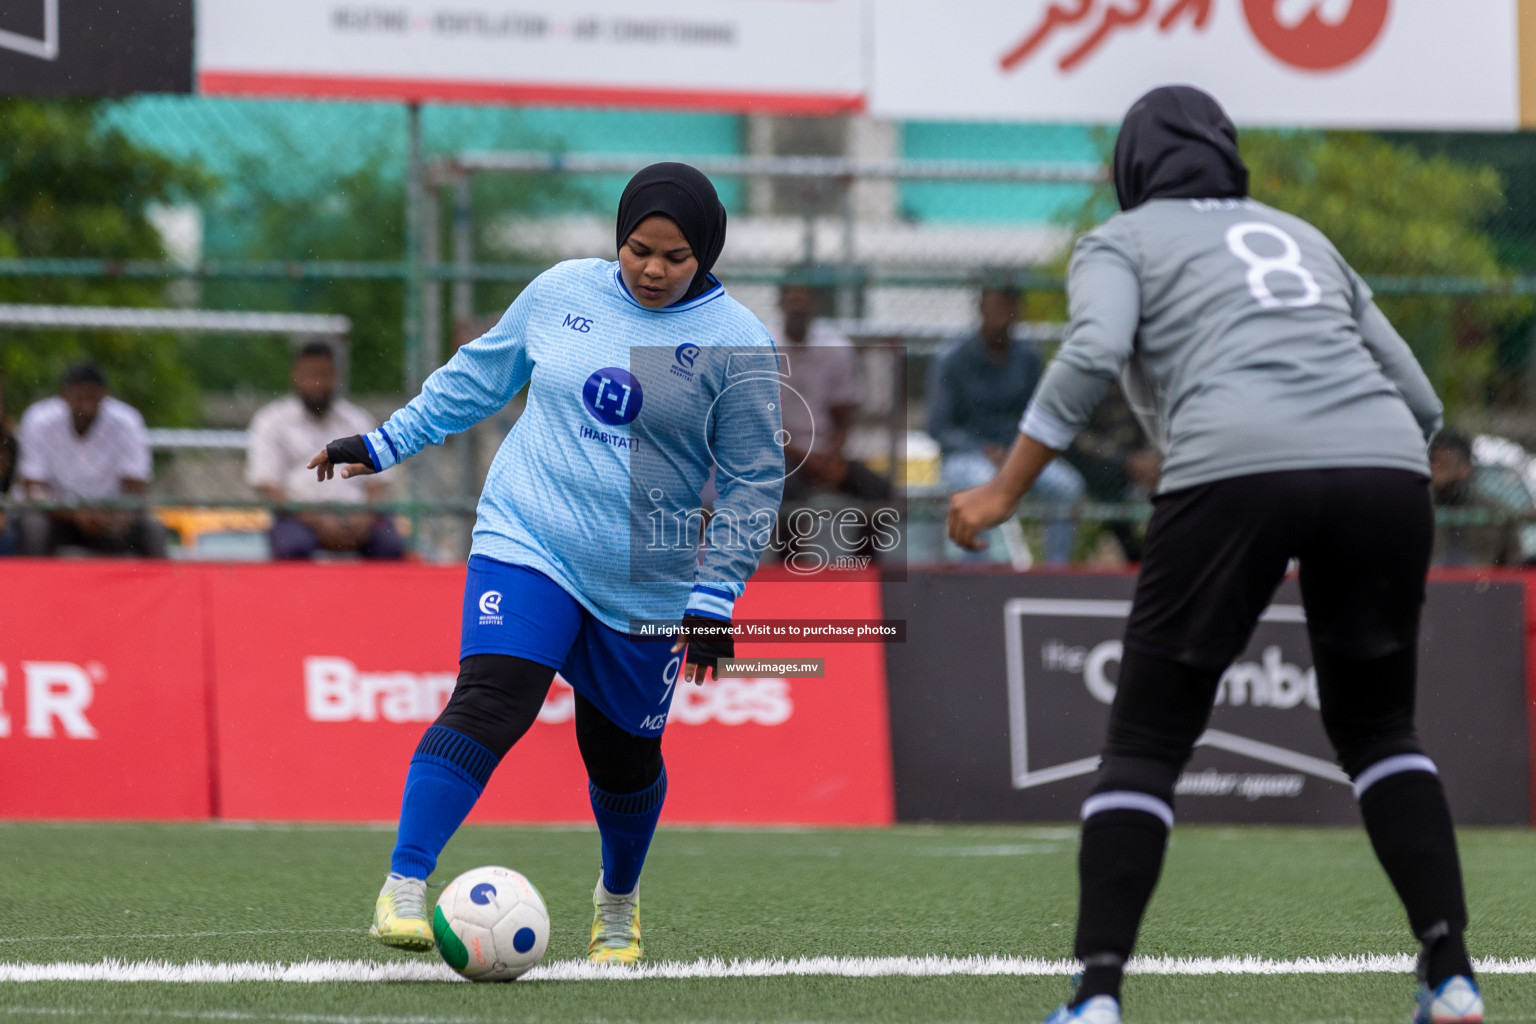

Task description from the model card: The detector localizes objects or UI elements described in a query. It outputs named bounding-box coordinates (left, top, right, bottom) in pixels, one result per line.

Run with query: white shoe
left=1043, top=995, right=1121, bottom=1024
left=1414, top=975, right=1483, bottom=1024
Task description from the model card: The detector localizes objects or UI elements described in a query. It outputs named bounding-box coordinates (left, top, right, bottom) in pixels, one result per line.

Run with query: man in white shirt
left=246, top=342, right=403, bottom=560
left=15, top=363, right=166, bottom=557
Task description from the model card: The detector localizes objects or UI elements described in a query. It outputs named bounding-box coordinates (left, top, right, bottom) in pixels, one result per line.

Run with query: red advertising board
left=15, top=557, right=1527, bottom=826
left=205, top=563, right=893, bottom=824
left=0, top=560, right=211, bottom=819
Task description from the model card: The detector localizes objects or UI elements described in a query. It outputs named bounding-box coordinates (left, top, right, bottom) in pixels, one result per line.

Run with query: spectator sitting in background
left=15, top=363, right=166, bottom=557
left=928, top=285, right=1085, bottom=564
left=0, top=384, right=17, bottom=555
left=1429, top=429, right=1515, bottom=567
left=768, top=282, right=892, bottom=504
left=246, top=341, right=404, bottom=560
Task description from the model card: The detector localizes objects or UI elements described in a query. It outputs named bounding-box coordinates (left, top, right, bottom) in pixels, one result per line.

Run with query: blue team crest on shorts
left=583, top=367, right=643, bottom=425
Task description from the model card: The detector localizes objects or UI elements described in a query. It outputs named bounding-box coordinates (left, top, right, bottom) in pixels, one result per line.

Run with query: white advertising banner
left=869, top=0, right=1522, bottom=129
left=196, top=0, right=865, bottom=113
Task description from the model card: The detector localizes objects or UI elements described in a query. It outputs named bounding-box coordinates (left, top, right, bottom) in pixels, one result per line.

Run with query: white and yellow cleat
left=370, top=872, right=434, bottom=952
left=588, top=872, right=642, bottom=965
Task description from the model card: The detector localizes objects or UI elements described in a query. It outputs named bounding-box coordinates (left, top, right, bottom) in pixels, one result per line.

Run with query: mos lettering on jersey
left=0, top=660, right=104, bottom=739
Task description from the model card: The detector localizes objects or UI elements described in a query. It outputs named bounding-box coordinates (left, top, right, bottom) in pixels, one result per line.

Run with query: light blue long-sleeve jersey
left=364, top=258, right=785, bottom=632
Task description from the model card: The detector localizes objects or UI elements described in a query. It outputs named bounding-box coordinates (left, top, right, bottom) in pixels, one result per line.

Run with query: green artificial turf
left=0, top=822, right=1532, bottom=1022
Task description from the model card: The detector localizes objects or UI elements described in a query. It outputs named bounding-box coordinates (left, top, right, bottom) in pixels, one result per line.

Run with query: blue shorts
left=461, top=555, right=682, bottom=737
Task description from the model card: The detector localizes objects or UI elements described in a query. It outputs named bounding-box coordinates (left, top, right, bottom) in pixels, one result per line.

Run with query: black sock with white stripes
left=1358, top=768, right=1472, bottom=986
left=1070, top=808, right=1171, bottom=1007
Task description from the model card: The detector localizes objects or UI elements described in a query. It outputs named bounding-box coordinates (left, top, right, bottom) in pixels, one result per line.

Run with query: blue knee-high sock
left=390, top=726, right=499, bottom=879
left=589, top=767, right=667, bottom=896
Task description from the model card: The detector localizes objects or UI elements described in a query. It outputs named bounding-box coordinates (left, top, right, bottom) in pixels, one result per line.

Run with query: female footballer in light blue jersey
left=309, top=162, right=784, bottom=964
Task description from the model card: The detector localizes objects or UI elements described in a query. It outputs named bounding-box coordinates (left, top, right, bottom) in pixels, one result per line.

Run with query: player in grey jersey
left=949, top=87, right=1482, bottom=1024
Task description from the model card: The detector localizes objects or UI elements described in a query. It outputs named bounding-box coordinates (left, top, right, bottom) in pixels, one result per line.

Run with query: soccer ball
left=432, top=866, right=550, bottom=981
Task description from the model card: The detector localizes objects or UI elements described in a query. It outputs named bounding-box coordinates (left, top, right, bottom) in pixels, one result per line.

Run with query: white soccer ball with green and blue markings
left=432, top=866, right=549, bottom=981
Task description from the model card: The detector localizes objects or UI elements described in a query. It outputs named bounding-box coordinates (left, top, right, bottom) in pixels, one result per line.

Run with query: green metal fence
left=4, top=96, right=1536, bottom=566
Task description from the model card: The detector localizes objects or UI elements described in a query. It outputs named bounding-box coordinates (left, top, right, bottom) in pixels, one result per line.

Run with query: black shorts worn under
left=1125, top=467, right=1433, bottom=671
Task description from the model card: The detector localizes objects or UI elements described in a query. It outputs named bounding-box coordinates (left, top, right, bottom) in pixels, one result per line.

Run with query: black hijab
left=615, top=162, right=728, bottom=303
left=1113, top=86, right=1248, bottom=212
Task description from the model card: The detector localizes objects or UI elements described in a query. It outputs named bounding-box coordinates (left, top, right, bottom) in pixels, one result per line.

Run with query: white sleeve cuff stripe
left=1353, top=753, right=1438, bottom=798
left=362, top=435, right=383, bottom=473
left=365, top=429, right=397, bottom=471
left=1081, top=791, right=1174, bottom=829
left=1020, top=404, right=1077, bottom=451
left=686, top=590, right=735, bottom=621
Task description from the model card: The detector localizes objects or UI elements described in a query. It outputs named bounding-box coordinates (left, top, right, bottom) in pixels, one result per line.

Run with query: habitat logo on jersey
left=582, top=367, right=643, bottom=426
left=670, top=343, right=699, bottom=383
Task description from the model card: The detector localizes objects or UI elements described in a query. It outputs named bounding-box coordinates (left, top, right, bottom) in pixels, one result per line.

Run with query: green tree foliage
left=197, top=154, right=409, bottom=395
left=1392, top=132, right=1536, bottom=271
left=1242, top=131, right=1525, bottom=411
left=1055, top=131, right=1526, bottom=413
left=0, top=99, right=209, bottom=425
left=198, top=136, right=582, bottom=396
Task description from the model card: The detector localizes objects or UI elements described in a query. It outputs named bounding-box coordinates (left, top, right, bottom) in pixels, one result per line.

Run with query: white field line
left=0, top=1010, right=490, bottom=1024
left=3, top=954, right=1536, bottom=984
left=0, top=929, right=358, bottom=945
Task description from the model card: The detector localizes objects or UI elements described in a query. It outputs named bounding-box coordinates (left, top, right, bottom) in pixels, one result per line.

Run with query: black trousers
left=1108, top=468, right=1433, bottom=779
left=1073, top=468, right=1470, bottom=985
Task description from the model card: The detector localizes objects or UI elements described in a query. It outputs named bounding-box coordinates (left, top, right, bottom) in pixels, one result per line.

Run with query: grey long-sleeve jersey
left=1021, top=198, right=1443, bottom=494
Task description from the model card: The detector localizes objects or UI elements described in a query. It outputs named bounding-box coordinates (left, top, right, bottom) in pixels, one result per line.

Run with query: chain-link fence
left=3, top=97, right=1536, bottom=568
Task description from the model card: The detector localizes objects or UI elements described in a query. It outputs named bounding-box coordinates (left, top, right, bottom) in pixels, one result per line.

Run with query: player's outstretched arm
left=949, top=235, right=1136, bottom=551
left=948, top=432, right=1057, bottom=550
left=354, top=278, right=542, bottom=477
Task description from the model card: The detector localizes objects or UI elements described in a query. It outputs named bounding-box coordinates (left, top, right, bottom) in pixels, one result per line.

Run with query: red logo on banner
left=1241, top=0, right=1390, bottom=71
left=1000, top=0, right=1212, bottom=74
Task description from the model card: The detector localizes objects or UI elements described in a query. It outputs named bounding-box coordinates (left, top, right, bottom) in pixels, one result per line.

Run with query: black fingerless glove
left=326, top=434, right=375, bottom=470
left=678, top=613, right=733, bottom=679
